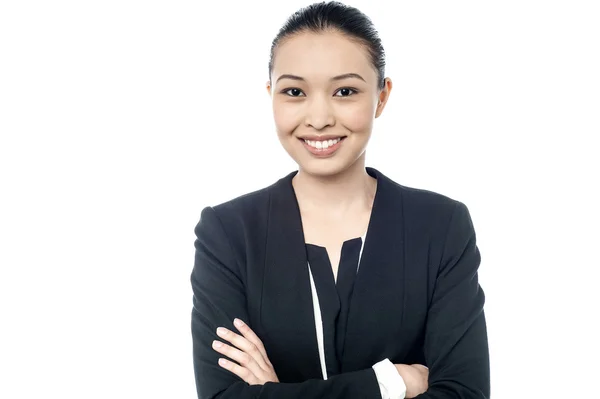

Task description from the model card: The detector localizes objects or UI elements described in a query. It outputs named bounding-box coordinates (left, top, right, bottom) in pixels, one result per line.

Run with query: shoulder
left=197, top=171, right=293, bottom=234
left=400, top=183, right=457, bottom=210
left=373, top=168, right=468, bottom=232
left=375, top=168, right=459, bottom=211
left=211, top=184, right=271, bottom=220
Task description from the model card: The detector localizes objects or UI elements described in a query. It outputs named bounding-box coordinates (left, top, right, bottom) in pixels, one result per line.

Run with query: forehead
left=271, top=30, right=376, bottom=83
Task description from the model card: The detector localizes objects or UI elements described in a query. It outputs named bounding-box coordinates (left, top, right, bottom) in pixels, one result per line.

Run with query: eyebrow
left=275, top=73, right=366, bottom=84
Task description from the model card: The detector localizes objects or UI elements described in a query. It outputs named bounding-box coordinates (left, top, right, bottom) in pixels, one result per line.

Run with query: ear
left=375, top=77, right=393, bottom=118
left=266, top=80, right=272, bottom=96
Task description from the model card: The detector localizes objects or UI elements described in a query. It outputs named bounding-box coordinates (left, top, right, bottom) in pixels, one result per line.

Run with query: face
left=267, top=30, right=392, bottom=178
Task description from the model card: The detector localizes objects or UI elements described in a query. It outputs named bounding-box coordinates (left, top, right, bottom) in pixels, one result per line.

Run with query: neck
left=292, top=157, right=377, bottom=215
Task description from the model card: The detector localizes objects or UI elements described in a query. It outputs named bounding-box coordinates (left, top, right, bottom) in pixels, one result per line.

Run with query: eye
left=334, top=87, right=358, bottom=97
left=283, top=88, right=305, bottom=97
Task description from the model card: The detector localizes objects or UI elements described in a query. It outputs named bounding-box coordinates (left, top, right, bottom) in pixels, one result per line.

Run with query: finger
left=217, top=326, right=269, bottom=370
left=212, top=339, right=265, bottom=379
left=217, top=357, right=258, bottom=385
left=233, top=318, right=271, bottom=364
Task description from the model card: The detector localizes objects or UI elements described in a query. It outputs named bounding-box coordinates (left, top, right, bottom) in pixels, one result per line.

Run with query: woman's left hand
left=212, top=318, right=279, bottom=385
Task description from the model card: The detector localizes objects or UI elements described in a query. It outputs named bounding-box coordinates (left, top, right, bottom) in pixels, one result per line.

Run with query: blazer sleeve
left=191, top=206, right=382, bottom=399
left=415, top=201, right=491, bottom=398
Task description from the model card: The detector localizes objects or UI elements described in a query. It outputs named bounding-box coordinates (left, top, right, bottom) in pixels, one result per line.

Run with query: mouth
left=298, top=136, right=347, bottom=157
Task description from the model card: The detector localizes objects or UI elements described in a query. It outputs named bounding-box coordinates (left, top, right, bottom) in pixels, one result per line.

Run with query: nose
left=304, top=94, right=335, bottom=130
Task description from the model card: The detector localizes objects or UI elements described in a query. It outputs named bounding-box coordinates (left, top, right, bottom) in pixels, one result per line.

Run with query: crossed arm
left=209, top=316, right=429, bottom=398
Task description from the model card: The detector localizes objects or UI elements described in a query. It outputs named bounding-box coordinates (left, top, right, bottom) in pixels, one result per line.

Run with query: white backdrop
left=1, top=1, right=598, bottom=398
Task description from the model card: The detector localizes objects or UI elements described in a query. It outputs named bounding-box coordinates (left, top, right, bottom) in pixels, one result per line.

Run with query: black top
left=190, top=167, right=490, bottom=399
left=306, top=237, right=364, bottom=378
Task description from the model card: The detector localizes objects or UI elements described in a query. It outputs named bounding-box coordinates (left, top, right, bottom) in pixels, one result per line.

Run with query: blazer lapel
left=340, top=168, right=407, bottom=371
left=260, top=171, right=324, bottom=381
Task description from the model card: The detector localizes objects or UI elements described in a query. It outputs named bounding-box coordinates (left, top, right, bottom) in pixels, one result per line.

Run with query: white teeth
left=303, top=138, right=342, bottom=149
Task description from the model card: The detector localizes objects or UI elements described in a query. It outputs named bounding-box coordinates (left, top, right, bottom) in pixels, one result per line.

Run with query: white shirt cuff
left=372, top=358, right=407, bottom=399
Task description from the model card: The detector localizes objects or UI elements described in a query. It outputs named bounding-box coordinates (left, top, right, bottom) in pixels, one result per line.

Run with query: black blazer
left=191, top=167, right=490, bottom=398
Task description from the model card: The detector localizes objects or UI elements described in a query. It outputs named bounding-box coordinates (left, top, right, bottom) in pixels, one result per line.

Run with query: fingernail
left=212, top=340, right=223, bottom=349
left=216, top=327, right=227, bottom=337
left=234, top=318, right=244, bottom=328
left=219, top=358, right=228, bottom=367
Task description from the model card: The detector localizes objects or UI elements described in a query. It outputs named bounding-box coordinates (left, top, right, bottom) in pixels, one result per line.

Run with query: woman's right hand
left=394, top=364, right=429, bottom=398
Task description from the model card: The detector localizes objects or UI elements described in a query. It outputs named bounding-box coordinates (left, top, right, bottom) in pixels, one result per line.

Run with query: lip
left=299, top=137, right=346, bottom=158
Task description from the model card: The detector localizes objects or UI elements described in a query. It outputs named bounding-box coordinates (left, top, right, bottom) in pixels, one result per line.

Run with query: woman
left=190, top=2, right=490, bottom=398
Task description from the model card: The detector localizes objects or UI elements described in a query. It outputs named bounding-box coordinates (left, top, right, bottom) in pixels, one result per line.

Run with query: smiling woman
left=190, top=2, right=490, bottom=399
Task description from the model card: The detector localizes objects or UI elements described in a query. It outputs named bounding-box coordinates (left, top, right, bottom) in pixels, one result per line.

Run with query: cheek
left=272, top=102, right=301, bottom=136
left=338, top=101, right=375, bottom=131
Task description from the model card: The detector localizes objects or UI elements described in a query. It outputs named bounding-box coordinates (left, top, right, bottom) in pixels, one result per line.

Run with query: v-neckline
left=305, top=233, right=367, bottom=283
left=288, top=168, right=381, bottom=278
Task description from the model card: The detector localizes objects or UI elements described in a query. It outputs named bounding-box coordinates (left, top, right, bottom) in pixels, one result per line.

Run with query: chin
left=296, top=156, right=360, bottom=179
left=300, top=162, right=344, bottom=177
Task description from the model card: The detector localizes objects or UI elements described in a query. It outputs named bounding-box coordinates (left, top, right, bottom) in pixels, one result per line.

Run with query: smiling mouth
left=299, top=136, right=346, bottom=150
left=298, top=136, right=346, bottom=157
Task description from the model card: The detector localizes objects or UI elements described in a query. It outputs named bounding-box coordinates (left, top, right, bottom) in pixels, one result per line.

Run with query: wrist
left=373, top=359, right=407, bottom=399
left=393, top=364, right=428, bottom=398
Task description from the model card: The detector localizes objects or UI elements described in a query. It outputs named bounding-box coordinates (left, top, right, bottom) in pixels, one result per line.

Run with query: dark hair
left=268, top=1, right=386, bottom=89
